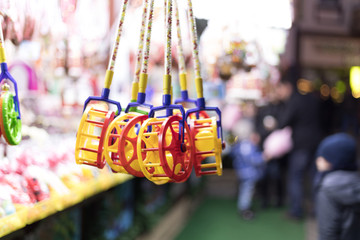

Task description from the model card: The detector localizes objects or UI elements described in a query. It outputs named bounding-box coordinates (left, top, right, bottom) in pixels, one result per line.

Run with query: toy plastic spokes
left=0, top=19, right=21, bottom=145
left=118, top=114, right=149, bottom=176
left=136, top=96, right=191, bottom=184
left=75, top=107, right=115, bottom=168
left=189, top=116, right=222, bottom=176
left=103, top=112, right=147, bottom=176
left=159, top=115, right=193, bottom=182
left=103, top=112, right=140, bottom=173
left=137, top=117, right=169, bottom=184
left=137, top=116, right=188, bottom=185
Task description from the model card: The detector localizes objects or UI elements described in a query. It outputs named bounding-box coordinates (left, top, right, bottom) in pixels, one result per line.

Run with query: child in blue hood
left=315, top=133, right=360, bottom=240
left=231, top=132, right=265, bottom=220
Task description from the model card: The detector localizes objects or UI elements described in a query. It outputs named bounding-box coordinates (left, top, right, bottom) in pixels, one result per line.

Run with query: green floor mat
left=176, top=198, right=305, bottom=240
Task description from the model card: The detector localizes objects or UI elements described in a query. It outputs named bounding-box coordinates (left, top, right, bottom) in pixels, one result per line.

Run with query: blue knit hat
left=316, top=133, right=358, bottom=171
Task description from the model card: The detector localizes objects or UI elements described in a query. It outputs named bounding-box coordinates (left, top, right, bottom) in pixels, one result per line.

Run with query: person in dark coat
left=277, top=78, right=322, bottom=219
left=256, top=92, right=287, bottom=208
left=315, top=133, right=360, bottom=240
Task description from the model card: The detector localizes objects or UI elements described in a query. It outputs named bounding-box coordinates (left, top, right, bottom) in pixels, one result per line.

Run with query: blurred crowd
left=225, top=66, right=360, bottom=239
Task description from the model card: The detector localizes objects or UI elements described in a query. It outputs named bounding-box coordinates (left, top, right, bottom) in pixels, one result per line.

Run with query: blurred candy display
left=0, top=134, right=132, bottom=238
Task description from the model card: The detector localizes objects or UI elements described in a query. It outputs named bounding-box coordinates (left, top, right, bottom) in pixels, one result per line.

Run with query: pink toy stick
left=174, top=0, right=185, bottom=74
left=164, top=0, right=173, bottom=76
left=141, top=0, right=155, bottom=74
left=133, top=0, right=149, bottom=83
left=108, top=0, right=129, bottom=72
left=187, top=0, right=201, bottom=78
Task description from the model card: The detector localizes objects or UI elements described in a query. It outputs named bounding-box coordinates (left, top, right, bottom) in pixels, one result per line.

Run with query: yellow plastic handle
left=0, top=47, right=6, bottom=63
left=179, top=73, right=187, bottom=91
left=104, top=70, right=114, bottom=89
left=195, top=77, right=203, bottom=98
left=139, top=73, right=148, bottom=93
left=163, top=74, right=171, bottom=95
left=131, top=82, right=139, bottom=101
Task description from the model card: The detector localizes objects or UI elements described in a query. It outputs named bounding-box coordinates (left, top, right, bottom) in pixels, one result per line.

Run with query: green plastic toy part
left=0, top=91, right=21, bottom=145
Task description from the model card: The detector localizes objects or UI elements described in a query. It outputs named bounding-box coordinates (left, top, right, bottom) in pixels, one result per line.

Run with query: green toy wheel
left=0, top=91, right=22, bottom=145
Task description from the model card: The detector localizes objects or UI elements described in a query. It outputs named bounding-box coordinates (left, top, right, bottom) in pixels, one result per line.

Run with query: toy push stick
left=104, top=0, right=154, bottom=176
left=185, top=0, right=224, bottom=176
left=75, top=0, right=129, bottom=168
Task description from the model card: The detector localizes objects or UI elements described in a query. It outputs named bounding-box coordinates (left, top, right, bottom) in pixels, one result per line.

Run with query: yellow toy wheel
left=190, top=117, right=222, bottom=176
left=137, top=118, right=170, bottom=185
left=103, top=112, right=144, bottom=174
left=75, top=107, right=115, bottom=168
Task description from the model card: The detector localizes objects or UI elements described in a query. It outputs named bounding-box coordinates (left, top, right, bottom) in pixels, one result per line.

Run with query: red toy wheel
left=103, top=112, right=142, bottom=173
left=118, top=114, right=148, bottom=177
left=97, top=111, right=116, bottom=168
left=159, top=115, right=193, bottom=182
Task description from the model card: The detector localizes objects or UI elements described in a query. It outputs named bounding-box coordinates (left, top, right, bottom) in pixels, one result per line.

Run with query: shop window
left=315, top=0, right=343, bottom=24
left=350, top=5, right=360, bottom=36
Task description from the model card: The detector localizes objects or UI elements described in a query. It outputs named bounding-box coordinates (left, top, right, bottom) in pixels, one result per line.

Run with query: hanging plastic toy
left=0, top=18, right=21, bottom=145
left=172, top=0, right=209, bottom=120
left=185, top=0, right=225, bottom=176
left=75, top=0, right=128, bottom=168
left=136, top=0, right=193, bottom=184
left=173, top=0, right=193, bottom=106
left=103, top=0, right=154, bottom=176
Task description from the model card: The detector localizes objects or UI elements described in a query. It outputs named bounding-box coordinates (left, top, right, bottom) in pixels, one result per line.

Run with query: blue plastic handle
left=174, top=90, right=197, bottom=104
left=148, top=94, right=186, bottom=142
left=124, top=92, right=153, bottom=114
left=149, top=94, right=185, bottom=118
left=125, top=101, right=152, bottom=114
left=185, top=97, right=223, bottom=140
left=83, top=87, right=122, bottom=115
left=0, top=63, right=21, bottom=119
